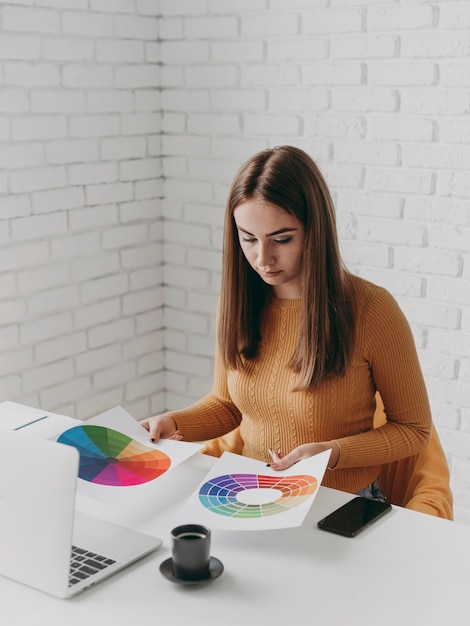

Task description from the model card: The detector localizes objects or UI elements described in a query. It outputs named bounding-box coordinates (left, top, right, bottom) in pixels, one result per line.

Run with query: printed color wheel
left=199, top=473, right=317, bottom=518
left=57, top=425, right=171, bottom=486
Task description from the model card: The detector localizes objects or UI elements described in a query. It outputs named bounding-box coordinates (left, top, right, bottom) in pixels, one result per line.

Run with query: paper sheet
left=53, top=405, right=202, bottom=502
left=175, top=449, right=330, bottom=530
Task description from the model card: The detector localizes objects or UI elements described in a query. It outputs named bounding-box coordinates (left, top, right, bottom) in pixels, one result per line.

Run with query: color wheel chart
left=199, top=473, right=317, bottom=518
left=57, top=425, right=171, bottom=487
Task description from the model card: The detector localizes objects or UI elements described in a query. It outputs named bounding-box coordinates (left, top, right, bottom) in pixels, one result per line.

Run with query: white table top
left=1, top=402, right=468, bottom=626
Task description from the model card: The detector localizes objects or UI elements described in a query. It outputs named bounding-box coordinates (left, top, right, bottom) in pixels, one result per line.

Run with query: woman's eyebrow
left=237, top=226, right=298, bottom=237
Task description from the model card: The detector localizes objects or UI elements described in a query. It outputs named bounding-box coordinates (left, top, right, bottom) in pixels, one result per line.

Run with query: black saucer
left=159, top=556, right=224, bottom=585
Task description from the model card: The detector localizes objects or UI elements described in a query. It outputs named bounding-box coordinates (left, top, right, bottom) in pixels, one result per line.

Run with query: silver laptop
left=0, top=428, right=162, bottom=598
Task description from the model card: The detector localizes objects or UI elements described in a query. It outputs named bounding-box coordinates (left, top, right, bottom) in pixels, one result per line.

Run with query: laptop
left=0, top=428, right=162, bottom=598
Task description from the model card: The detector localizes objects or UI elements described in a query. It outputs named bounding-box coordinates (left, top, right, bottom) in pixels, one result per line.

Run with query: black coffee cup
left=171, top=524, right=211, bottom=581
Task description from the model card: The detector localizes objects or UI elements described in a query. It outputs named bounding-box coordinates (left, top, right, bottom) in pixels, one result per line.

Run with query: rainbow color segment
left=199, top=473, right=317, bottom=518
left=57, top=425, right=171, bottom=486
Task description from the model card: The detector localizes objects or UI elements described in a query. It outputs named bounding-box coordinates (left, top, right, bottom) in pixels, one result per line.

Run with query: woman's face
left=233, top=199, right=305, bottom=299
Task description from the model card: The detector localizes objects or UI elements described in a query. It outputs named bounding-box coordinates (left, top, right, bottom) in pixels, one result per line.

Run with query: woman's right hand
left=140, top=413, right=181, bottom=443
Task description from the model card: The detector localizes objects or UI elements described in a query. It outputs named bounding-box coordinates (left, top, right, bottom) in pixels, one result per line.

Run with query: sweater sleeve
left=334, top=286, right=432, bottom=469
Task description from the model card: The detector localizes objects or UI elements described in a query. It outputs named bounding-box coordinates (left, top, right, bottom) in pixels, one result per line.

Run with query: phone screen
left=317, top=496, right=391, bottom=537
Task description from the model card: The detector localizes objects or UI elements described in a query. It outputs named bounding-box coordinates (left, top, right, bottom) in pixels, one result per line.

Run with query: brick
left=331, top=34, right=397, bottom=59
left=40, top=377, right=93, bottom=411
left=368, top=5, right=434, bottom=31
left=71, top=252, right=120, bottom=282
left=32, top=187, right=85, bottom=213
left=0, top=89, right=29, bottom=113
left=334, top=140, right=398, bottom=166
left=401, top=33, right=470, bottom=59
left=10, top=166, right=66, bottom=193
left=20, top=312, right=73, bottom=344
left=32, top=91, right=86, bottom=114
left=439, top=172, right=470, bottom=199
left=35, top=331, right=86, bottom=365
left=115, top=14, right=158, bottom=39
left=88, top=318, right=135, bottom=349
left=46, top=139, right=98, bottom=164
left=122, top=332, right=162, bottom=363
left=17, top=263, right=70, bottom=294
left=0, top=322, right=19, bottom=352
left=81, top=273, right=129, bottom=304
left=22, top=359, right=75, bottom=392
left=368, top=62, right=436, bottom=87
left=11, top=115, right=66, bottom=140
left=102, top=223, right=148, bottom=250
left=120, top=159, right=161, bottom=182
left=395, top=248, right=460, bottom=277
left=358, top=218, right=426, bottom=246
left=0, top=34, right=41, bottom=59
left=62, top=10, right=113, bottom=36
left=0, top=347, right=33, bottom=377
left=73, top=298, right=121, bottom=330
left=366, top=168, right=434, bottom=195
left=96, top=39, right=144, bottom=64
left=115, top=65, right=160, bottom=89
left=0, top=143, right=44, bottom=168
left=63, top=65, right=113, bottom=89
left=404, top=197, right=469, bottom=226
left=100, top=137, right=147, bottom=160
left=185, top=64, right=238, bottom=88
left=75, top=388, right=125, bottom=421
left=85, top=182, right=134, bottom=206
left=161, top=89, right=211, bottom=112
left=0, top=298, right=26, bottom=326
left=188, top=16, right=239, bottom=39
left=69, top=114, right=120, bottom=137
left=5, top=61, right=60, bottom=86
left=244, top=114, right=300, bottom=137
left=122, top=113, right=161, bottom=136
left=68, top=161, right=117, bottom=186
left=242, top=64, right=302, bottom=87
left=401, top=89, right=469, bottom=115
left=304, top=9, right=362, bottom=34
left=3, top=6, right=60, bottom=33
left=42, top=37, right=93, bottom=61
left=135, top=179, right=162, bottom=200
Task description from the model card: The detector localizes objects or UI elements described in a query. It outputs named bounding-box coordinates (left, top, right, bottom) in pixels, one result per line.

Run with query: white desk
left=1, top=403, right=468, bottom=626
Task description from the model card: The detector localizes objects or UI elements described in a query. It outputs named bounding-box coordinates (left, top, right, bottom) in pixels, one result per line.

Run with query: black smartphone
left=317, top=496, right=392, bottom=537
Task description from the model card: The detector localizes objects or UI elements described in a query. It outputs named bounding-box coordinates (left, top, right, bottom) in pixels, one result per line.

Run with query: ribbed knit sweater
left=167, top=276, right=432, bottom=494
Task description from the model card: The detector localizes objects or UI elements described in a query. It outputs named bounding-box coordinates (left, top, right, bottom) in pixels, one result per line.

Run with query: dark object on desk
left=159, top=556, right=224, bottom=585
left=317, top=496, right=392, bottom=538
left=171, top=524, right=212, bottom=581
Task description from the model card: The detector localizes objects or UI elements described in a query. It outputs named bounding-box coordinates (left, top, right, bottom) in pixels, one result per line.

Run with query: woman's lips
left=259, top=270, right=282, bottom=278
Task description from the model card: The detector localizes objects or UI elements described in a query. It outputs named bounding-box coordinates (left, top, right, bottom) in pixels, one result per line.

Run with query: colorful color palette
left=57, top=425, right=171, bottom=486
left=198, top=473, right=317, bottom=518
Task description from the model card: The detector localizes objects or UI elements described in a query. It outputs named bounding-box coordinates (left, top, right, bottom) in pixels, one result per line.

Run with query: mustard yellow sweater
left=167, top=276, right=432, bottom=494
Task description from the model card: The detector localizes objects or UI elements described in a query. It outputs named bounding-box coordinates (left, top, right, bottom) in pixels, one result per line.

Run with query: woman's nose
left=257, top=243, right=274, bottom=268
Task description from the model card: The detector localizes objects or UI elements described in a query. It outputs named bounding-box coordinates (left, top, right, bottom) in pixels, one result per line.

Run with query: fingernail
left=266, top=463, right=271, bottom=467
left=151, top=438, right=155, bottom=443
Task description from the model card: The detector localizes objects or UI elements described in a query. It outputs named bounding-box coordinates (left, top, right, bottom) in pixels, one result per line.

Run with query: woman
left=141, top=146, right=431, bottom=496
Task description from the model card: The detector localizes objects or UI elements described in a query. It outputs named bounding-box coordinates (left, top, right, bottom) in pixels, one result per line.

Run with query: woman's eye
left=274, top=237, right=292, bottom=244
left=241, top=237, right=256, bottom=243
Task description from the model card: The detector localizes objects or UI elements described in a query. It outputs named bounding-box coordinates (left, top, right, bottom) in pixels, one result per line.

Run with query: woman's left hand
left=268, top=441, right=340, bottom=470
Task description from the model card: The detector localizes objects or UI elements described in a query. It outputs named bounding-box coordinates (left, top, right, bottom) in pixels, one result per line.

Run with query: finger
left=169, top=430, right=183, bottom=441
left=270, top=452, right=299, bottom=471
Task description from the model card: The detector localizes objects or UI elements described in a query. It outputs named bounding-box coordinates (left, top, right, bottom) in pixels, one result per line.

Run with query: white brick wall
left=1, top=0, right=470, bottom=524
left=0, top=0, right=164, bottom=420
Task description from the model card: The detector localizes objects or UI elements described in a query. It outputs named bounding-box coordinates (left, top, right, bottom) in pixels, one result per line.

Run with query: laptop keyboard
left=69, top=545, right=117, bottom=587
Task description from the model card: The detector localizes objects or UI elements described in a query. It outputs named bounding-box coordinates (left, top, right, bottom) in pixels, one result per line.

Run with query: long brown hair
left=218, top=146, right=354, bottom=389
